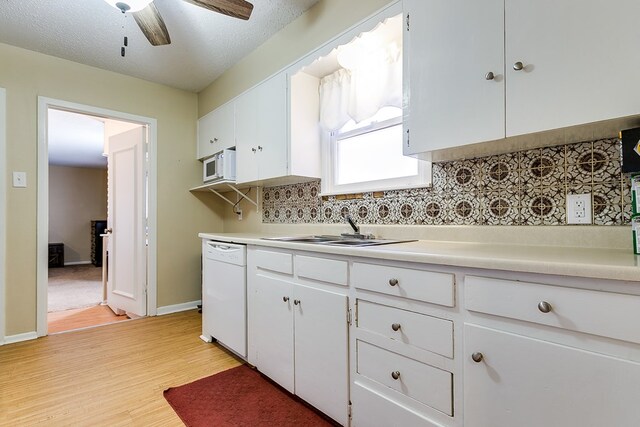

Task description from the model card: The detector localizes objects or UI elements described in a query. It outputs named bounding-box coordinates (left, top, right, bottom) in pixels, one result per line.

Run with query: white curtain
left=319, top=41, right=402, bottom=132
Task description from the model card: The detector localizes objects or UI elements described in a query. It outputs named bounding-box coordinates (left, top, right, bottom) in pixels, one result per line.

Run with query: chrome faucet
left=342, top=215, right=374, bottom=239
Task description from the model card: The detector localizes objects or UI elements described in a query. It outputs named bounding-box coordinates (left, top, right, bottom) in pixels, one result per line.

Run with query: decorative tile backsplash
left=262, top=138, right=631, bottom=226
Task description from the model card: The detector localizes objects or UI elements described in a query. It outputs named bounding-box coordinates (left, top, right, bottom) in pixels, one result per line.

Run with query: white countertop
left=199, top=232, right=640, bottom=282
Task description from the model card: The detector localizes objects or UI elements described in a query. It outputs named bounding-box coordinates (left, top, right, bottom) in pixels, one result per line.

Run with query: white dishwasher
left=201, top=240, right=247, bottom=359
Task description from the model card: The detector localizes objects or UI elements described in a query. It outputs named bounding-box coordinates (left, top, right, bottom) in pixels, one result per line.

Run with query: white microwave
left=203, top=149, right=236, bottom=183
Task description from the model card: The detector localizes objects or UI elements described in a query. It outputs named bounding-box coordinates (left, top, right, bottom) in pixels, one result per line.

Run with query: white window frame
left=321, top=115, right=430, bottom=195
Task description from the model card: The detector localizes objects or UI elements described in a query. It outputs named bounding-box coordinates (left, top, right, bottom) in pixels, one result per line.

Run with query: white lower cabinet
left=245, top=247, right=640, bottom=427
left=464, top=324, right=640, bottom=427
left=352, top=381, right=446, bottom=427
left=250, top=249, right=349, bottom=425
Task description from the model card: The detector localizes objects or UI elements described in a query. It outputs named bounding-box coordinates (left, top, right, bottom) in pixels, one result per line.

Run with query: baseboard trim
left=63, top=261, right=92, bottom=266
left=156, top=300, right=201, bottom=316
left=4, top=331, right=38, bottom=345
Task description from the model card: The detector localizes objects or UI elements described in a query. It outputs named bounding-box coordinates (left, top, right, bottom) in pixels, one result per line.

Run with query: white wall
left=48, top=165, right=107, bottom=264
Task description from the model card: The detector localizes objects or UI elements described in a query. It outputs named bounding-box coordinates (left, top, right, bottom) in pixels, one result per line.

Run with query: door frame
left=36, top=97, right=158, bottom=336
left=0, top=87, right=6, bottom=344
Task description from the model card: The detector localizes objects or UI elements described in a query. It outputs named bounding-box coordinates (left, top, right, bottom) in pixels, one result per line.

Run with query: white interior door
left=107, top=127, right=147, bottom=316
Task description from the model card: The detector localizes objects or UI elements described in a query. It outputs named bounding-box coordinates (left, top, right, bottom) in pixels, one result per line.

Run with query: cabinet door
left=235, top=73, right=288, bottom=183
left=235, top=89, right=260, bottom=183
left=253, top=274, right=295, bottom=393
left=255, top=73, right=288, bottom=181
left=465, top=324, right=640, bottom=427
left=197, top=101, right=234, bottom=160
left=403, top=0, right=504, bottom=156
left=506, top=0, right=640, bottom=136
left=294, top=285, right=349, bottom=425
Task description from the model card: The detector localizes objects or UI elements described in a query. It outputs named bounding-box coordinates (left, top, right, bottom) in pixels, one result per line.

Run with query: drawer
left=295, top=255, right=348, bottom=286
left=253, top=249, right=292, bottom=275
left=352, top=262, right=455, bottom=307
left=465, top=276, right=640, bottom=344
left=356, top=341, right=453, bottom=416
left=351, top=382, right=445, bottom=427
left=357, top=300, right=453, bottom=358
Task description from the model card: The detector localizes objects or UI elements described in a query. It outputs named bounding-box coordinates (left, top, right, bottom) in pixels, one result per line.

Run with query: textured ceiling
left=48, top=109, right=143, bottom=169
left=0, top=0, right=320, bottom=92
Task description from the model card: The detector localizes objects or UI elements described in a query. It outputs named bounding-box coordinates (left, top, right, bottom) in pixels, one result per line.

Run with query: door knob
left=472, top=352, right=484, bottom=363
left=513, top=61, right=524, bottom=71
left=104, top=228, right=113, bottom=234
left=485, top=71, right=495, bottom=80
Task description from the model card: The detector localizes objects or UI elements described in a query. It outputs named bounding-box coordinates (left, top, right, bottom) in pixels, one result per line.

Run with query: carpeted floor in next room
left=48, top=264, right=128, bottom=333
left=48, top=264, right=103, bottom=312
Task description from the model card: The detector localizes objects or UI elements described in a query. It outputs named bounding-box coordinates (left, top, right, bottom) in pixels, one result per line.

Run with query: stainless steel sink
left=261, top=235, right=415, bottom=247
left=261, top=235, right=341, bottom=243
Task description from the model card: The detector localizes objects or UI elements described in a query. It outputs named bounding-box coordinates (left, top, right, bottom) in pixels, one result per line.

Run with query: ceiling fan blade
left=182, top=0, right=254, bottom=20
left=133, top=3, right=171, bottom=46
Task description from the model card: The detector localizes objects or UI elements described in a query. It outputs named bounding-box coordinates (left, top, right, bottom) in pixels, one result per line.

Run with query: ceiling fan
left=105, top=0, right=254, bottom=46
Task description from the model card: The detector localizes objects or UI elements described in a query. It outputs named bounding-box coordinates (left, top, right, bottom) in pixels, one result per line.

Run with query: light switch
left=12, top=172, right=27, bottom=188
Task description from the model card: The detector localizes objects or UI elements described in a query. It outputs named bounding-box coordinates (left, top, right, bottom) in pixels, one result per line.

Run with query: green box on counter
left=632, top=173, right=640, bottom=216
left=633, top=216, right=640, bottom=255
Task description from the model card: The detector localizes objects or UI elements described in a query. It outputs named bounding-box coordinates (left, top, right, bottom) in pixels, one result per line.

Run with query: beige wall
left=1, top=42, right=225, bottom=336
left=198, top=0, right=393, bottom=116
left=49, top=166, right=107, bottom=263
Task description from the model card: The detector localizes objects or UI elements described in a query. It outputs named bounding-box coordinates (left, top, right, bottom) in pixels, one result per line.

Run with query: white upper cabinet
left=505, top=0, right=640, bottom=137
left=236, top=73, right=288, bottom=184
left=235, top=71, right=321, bottom=185
left=405, top=0, right=640, bottom=157
left=197, top=100, right=235, bottom=160
left=403, top=0, right=505, bottom=156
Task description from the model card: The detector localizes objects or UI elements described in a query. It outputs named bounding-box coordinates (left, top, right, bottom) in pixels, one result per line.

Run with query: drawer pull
left=472, top=352, right=484, bottom=363
left=537, top=301, right=552, bottom=313
left=391, top=371, right=401, bottom=380
left=391, top=323, right=401, bottom=332
left=388, top=278, right=399, bottom=287
left=282, top=296, right=289, bottom=302
left=293, top=299, right=301, bottom=306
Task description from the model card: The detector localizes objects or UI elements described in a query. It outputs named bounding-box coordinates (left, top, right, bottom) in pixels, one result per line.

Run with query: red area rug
left=163, top=365, right=339, bottom=427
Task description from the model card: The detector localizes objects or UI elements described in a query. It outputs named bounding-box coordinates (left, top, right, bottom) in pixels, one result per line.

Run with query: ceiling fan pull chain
left=124, top=36, right=128, bottom=47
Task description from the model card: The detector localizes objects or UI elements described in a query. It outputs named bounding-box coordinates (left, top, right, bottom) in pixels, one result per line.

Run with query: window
left=317, top=14, right=430, bottom=195
left=323, top=106, right=428, bottom=194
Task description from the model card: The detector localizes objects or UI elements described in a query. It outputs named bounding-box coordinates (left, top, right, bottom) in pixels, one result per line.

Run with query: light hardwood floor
left=48, top=305, right=129, bottom=334
left=0, top=310, right=242, bottom=426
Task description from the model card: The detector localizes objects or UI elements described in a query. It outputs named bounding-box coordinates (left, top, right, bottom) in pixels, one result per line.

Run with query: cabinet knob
left=293, top=299, right=301, bottom=306
left=391, top=371, right=401, bottom=380
left=391, top=323, right=401, bottom=332
left=472, top=352, right=484, bottom=363
left=210, top=138, right=218, bottom=144
left=257, top=145, right=263, bottom=151
left=538, top=301, right=552, bottom=313
left=485, top=71, right=495, bottom=80
left=513, top=61, right=524, bottom=71
left=251, top=147, right=257, bottom=153
left=388, top=278, right=399, bottom=287
left=282, top=296, right=289, bottom=303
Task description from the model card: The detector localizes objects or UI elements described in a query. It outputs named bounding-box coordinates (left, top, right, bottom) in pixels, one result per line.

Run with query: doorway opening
left=37, top=98, right=158, bottom=336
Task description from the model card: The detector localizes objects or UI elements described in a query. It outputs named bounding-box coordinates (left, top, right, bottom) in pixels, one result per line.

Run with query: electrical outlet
left=567, top=193, right=592, bottom=224
left=236, top=208, right=243, bottom=221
